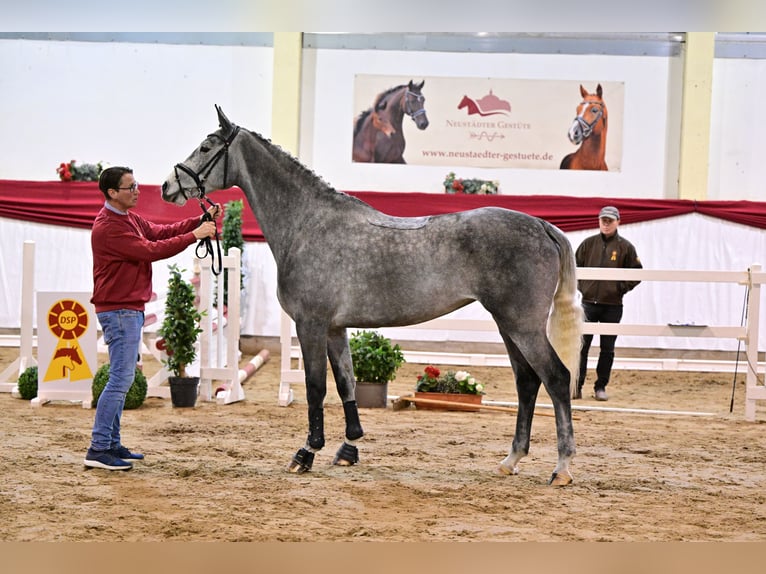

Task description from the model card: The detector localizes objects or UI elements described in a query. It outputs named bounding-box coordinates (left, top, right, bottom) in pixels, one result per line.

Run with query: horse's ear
left=579, top=84, right=588, bottom=98
left=375, top=99, right=388, bottom=112
left=417, top=80, right=425, bottom=90
left=215, top=104, right=234, bottom=134
left=596, top=84, right=603, bottom=98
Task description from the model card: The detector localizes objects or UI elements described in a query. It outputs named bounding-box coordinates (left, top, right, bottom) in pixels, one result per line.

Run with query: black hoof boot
left=287, top=448, right=315, bottom=474
left=332, top=442, right=359, bottom=466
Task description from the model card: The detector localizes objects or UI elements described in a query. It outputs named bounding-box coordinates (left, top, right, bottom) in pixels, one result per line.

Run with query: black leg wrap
left=289, top=448, right=315, bottom=473
left=343, top=400, right=364, bottom=441
left=307, top=407, right=325, bottom=450
left=332, top=442, right=359, bottom=466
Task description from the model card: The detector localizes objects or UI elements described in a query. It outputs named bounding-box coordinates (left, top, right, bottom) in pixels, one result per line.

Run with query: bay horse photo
left=560, top=83, right=608, bottom=171
left=352, top=80, right=429, bottom=163
left=163, top=105, right=582, bottom=485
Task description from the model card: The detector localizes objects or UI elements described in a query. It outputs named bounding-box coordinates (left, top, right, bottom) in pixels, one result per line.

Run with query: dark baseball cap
left=599, top=206, right=620, bottom=220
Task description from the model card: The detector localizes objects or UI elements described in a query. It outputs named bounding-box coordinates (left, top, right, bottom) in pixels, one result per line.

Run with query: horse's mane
left=246, top=128, right=349, bottom=200
left=373, top=84, right=406, bottom=109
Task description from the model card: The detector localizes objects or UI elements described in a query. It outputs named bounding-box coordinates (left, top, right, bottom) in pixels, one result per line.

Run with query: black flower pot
left=169, top=376, right=199, bottom=408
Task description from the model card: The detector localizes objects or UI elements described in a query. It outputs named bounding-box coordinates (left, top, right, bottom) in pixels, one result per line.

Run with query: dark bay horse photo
left=560, top=84, right=609, bottom=171
left=163, top=106, right=583, bottom=485
left=352, top=80, right=429, bottom=163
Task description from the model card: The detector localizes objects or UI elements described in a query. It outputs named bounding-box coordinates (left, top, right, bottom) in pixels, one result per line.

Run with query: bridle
left=403, top=89, right=427, bottom=121
left=571, top=99, right=605, bottom=140
left=171, top=125, right=240, bottom=276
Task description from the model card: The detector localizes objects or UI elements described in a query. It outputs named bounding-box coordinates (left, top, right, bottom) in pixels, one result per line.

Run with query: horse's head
left=403, top=80, right=429, bottom=130
left=162, top=105, right=240, bottom=206
left=457, top=95, right=470, bottom=110
left=567, top=84, right=607, bottom=145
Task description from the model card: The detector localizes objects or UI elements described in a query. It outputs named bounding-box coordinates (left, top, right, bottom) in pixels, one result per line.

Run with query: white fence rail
left=280, top=265, right=766, bottom=421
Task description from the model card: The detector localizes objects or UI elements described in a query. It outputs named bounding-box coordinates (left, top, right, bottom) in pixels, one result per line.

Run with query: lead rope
left=196, top=197, right=222, bottom=276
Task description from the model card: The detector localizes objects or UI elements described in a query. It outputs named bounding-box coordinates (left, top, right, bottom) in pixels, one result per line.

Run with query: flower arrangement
left=443, top=172, right=499, bottom=195
left=415, top=365, right=484, bottom=395
left=56, top=159, right=104, bottom=182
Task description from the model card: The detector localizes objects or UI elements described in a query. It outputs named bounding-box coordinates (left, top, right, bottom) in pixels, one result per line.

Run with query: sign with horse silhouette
left=353, top=75, right=623, bottom=170
left=36, top=292, right=97, bottom=406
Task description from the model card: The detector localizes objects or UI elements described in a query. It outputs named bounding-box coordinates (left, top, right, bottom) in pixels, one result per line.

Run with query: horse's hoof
left=548, top=470, right=574, bottom=486
left=287, top=448, right=314, bottom=474
left=332, top=442, right=359, bottom=466
left=494, top=463, right=518, bottom=476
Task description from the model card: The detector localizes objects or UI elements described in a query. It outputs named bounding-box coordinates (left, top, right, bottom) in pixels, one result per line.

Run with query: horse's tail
left=543, top=221, right=583, bottom=398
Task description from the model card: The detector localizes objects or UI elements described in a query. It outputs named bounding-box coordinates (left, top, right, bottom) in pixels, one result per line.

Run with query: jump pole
left=482, top=399, right=717, bottom=418
left=0, top=240, right=37, bottom=391
left=237, top=349, right=270, bottom=383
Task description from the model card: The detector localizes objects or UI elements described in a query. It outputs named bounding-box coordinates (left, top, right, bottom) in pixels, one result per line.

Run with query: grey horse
left=162, top=106, right=583, bottom=485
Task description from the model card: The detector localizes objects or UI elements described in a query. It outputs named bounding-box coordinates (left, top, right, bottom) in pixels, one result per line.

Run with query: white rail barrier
left=0, top=240, right=37, bottom=391
left=280, top=265, right=766, bottom=421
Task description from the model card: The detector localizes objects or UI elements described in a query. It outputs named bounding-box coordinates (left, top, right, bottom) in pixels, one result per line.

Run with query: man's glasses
left=117, top=182, right=139, bottom=192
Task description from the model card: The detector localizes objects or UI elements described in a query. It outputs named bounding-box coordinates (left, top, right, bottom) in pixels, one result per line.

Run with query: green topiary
left=158, top=264, right=203, bottom=378
left=91, top=363, right=148, bottom=409
left=17, top=365, right=38, bottom=400
left=349, top=330, right=405, bottom=384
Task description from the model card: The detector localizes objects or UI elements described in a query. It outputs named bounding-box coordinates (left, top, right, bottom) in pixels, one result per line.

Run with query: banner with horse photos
left=352, top=74, right=624, bottom=171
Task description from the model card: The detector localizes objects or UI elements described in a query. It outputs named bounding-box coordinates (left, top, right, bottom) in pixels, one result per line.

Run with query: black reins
left=172, top=125, right=240, bottom=276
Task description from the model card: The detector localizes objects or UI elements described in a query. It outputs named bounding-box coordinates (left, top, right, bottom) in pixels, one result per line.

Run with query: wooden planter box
left=413, top=392, right=482, bottom=412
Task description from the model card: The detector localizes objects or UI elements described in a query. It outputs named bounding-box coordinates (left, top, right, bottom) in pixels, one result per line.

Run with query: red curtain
left=3, top=179, right=766, bottom=242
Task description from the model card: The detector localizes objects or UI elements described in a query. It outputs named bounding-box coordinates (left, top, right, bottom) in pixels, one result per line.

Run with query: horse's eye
left=200, top=145, right=210, bottom=153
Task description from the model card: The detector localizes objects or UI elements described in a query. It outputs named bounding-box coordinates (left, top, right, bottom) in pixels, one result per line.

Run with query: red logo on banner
left=458, top=90, right=511, bottom=117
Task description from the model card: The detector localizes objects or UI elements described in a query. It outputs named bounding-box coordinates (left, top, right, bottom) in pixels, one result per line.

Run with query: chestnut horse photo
left=560, top=84, right=608, bottom=171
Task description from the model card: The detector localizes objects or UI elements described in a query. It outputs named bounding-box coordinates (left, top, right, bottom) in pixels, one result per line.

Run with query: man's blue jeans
left=91, top=309, right=144, bottom=451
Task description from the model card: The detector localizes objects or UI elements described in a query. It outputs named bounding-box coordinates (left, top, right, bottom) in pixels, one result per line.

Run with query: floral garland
left=415, top=365, right=484, bottom=395
left=56, top=160, right=104, bottom=182
left=443, top=171, right=499, bottom=195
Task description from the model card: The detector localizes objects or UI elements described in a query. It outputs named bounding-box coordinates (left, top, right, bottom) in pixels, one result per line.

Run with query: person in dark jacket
left=575, top=205, right=642, bottom=401
left=84, top=166, right=220, bottom=470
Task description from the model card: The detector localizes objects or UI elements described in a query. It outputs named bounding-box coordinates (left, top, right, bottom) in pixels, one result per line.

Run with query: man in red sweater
left=85, top=166, right=219, bottom=470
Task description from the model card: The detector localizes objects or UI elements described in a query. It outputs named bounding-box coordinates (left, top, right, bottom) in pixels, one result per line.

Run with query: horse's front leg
left=287, top=322, right=329, bottom=474
left=327, top=327, right=363, bottom=466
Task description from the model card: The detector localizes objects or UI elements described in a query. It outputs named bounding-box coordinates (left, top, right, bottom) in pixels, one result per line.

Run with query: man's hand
left=193, top=221, right=217, bottom=240
left=205, top=203, right=222, bottom=220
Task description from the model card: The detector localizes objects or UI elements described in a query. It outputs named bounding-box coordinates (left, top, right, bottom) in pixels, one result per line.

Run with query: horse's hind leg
left=497, top=330, right=576, bottom=486
left=327, top=327, right=363, bottom=466
left=496, top=334, right=542, bottom=477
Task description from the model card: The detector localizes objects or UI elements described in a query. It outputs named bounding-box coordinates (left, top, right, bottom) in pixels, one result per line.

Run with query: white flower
left=475, top=383, right=484, bottom=393
left=455, top=370, right=469, bottom=382
left=467, top=377, right=476, bottom=386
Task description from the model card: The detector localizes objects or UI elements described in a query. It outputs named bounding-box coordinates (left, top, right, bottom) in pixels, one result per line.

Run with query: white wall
left=0, top=39, right=273, bottom=183
left=708, top=58, right=766, bottom=201
left=301, top=48, right=683, bottom=198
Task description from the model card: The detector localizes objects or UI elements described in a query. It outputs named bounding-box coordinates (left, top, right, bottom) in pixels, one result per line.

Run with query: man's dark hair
left=98, top=166, right=133, bottom=199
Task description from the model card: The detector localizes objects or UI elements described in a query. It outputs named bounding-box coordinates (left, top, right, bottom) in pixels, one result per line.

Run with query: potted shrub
left=349, top=330, right=405, bottom=408
left=158, top=264, right=204, bottom=407
left=414, top=365, right=485, bottom=411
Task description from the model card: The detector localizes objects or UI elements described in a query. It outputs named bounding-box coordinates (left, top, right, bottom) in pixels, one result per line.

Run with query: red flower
left=452, top=180, right=464, bottom=193
left=424, top=365, right=440, bottom=379
left=56, top=162, right=73, bottom=181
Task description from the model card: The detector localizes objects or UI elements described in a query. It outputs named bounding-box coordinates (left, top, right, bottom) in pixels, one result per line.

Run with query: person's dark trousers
left=577, top=302, right=624, bottom=393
